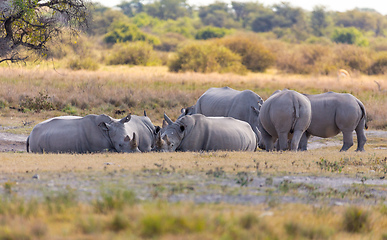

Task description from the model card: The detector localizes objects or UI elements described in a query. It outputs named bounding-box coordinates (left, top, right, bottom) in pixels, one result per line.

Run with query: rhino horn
left=130, top=132, right=138, bottom=148
left=162, top=120, right=168, bottom=128
left=164, top=113, right=173, bottom=125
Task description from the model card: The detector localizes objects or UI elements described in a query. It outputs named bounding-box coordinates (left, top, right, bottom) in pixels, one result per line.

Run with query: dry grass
left=0, top=147, right=386, bottom=175
left=0, top=65, right=386, bottom=129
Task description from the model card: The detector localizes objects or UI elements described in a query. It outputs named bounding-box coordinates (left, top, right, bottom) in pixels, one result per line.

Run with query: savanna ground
left=1, top=65, right=387, bottom=239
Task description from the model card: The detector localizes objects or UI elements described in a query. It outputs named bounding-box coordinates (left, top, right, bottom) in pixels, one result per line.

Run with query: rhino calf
left=154, top=114, right=257, bottom=152
left=299, top=92, right=367, bottom=151
left=258, top=89, right=311, bottom=151
left=27, top=114, right=139, bottom=153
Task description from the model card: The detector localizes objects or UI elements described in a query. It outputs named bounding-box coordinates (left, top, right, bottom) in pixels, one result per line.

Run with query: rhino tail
left=290, top=96, right=300, bottom=134
left=26, top=135, right=30, bottom=153
left=356, top=99, right=368, bottom=130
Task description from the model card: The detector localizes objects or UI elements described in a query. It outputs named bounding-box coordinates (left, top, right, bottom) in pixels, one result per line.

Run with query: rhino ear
left=154, top=126, right=161, bottom=134
left=120, top=114, right=131, bottom=124
left=99, top=122, right=110, bottom=131
left=164, top=113, right=173, bottom=125
left=181, top=108, right=186, bottom=114
left=251, top=106, right=260, bottom=115
left=162, top=120, right=168, bottom=128
left=144, top=110, right=147, bottom=117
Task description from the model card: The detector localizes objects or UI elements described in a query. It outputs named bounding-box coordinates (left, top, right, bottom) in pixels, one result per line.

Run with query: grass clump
left=93, top=189, right=137, bottom=213
left=168, top=41, right=247, bottom=74
left=342, top=206, right=370, bottom=233
left=67, top=57, right=99, bottom=71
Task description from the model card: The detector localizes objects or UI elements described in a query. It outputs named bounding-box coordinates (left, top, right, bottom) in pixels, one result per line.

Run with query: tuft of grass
left=93, top=188, right=137, bottom=213
left=342, top=206, right=370, bottom=233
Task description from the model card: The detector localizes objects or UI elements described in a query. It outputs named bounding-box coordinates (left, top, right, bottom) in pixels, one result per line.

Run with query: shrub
left=276, top=44, right=334, bottom=74
left=343, top=207, right=370, bottom=233
left=106, top=42, right=160, bottom=66
left=67, top=57, right=99, bottom=71
left=168, top=41, right=246, bottom=74
left=19, top=92, right=54, bottom=112
left=333, top=44, right=372, bottom=73
left=220, top=36, right=275, bottom=72
left=155, top=33, right=187, bottom=52
left=368, top=52, right=387, bottom=75
left=195, top=26, right=230, bottom=40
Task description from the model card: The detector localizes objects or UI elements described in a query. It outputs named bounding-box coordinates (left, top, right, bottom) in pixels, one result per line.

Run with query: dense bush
left=168, top=42, right=246, bottom=74
left=195, top=26, right=230, bottom=40
left=155, top=33, right=187, bottom=52
left=333, top=44, right=372, bottom=73
left=68, top=57, right=100, bottom=71
left=220, top=36, right=275, bottom=72
left=368, top=52, right=387, bottom=75
left=104, top=21, right=160, bottom=45
left=276, top=44, right=334, bottom=74
left=106, top=42, right=160, bottom=66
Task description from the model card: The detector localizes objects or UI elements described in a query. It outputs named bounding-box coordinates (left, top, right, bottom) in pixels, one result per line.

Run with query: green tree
left=117, top=0, right=144, bottom=17
left=0, top=0, right=89, bottom=63
left=104, top=21, right=160, bottom=45
left=195, top=26, right=230, bottom=40
left=331, top=27, right=369, bottom=46
left=231, top=1, right=266, bottom=28
left=144, top=0, right=191, bottom=20
left=199, top=2, right=239, bottom=28
left=311, top=6, right=328, bottom=36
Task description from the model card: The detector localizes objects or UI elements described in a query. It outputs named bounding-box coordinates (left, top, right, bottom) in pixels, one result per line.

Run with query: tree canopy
left=0, top=0, right=89, bottom=63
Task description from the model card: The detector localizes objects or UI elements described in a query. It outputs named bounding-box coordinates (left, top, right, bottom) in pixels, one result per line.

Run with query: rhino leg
left=290, top=130, right=304, bottom=151
left=260, top=127, right=274, bottom=151
left=278, top=132, right=289, bottom=151
left=298, top=132, right=310, bottom=151
left=340, top=130, right=354, bottom=151
left=355, top=119, right=367, bottom=151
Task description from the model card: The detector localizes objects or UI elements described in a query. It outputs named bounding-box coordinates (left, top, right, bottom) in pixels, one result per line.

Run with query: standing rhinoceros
left=124, top=111, right=160, bottom=152
left=27, top=114, right=139, bottom=153
left=153, top=113, right=257, bottom=152
left=298, top=92, right=367, bottom=151
left=179, top=86, right=264, bottom=145
left=258, top=89, right=311, bottom=151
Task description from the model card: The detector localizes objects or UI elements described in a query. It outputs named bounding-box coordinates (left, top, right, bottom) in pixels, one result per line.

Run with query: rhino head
left=99, top=115, right=140, bottom=153
left=152, top=113, right=186, bottom=152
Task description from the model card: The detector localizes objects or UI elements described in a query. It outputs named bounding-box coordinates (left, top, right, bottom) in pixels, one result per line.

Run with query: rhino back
left=196, top=87, right=262, bottom=125
left=306, top=92, right=362, bottom=138
left=29, top=115, right=112, bottom=153
left=178, top=115, right=256, bottom=151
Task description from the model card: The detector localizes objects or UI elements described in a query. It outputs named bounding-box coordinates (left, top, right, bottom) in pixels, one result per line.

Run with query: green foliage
left=311, top=6, right=329, bottom=36
left=343, top=207, right=370, bottom=233
left=331, top=27, right=369, bottom=46
left=106, top=42, right=160, bottom=66
left=68, top=57, right=99, bottom=71
left=195, top=26, right=230, bottom=40
left=45, top=187, right=78, bottom=214
left=284, top=221, right=333, bottom=239
left=235, top=172, right=253, bottom=187
left=152, top=17, right=198, bottom=38
left=220, top=36, right=275, bottom=72
left=144, top=0, right=191, bottom=20
left=168, top=41, right=247, bottom=74
left=368, top=52, right=387, bottom=75
left=104, top=21, right=160, bottom=45
left=130, top=12, right=160, bottom=28
left=198, top=2, right=240, bottom=28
